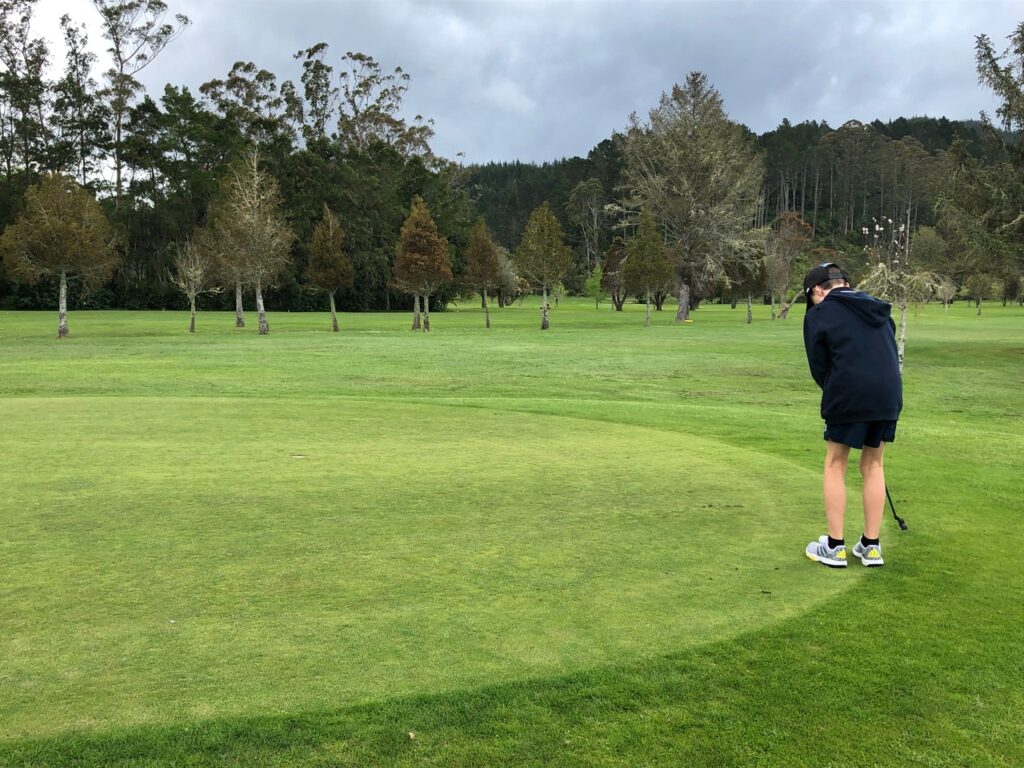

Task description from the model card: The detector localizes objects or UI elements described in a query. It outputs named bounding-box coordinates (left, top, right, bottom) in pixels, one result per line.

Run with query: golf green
left=2, top=395, right=852, bottom=737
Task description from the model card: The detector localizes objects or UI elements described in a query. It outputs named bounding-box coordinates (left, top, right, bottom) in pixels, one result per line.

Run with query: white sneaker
left=852, top=540, right=884, bottom=566
left=805, top=535, right=848, bottom=568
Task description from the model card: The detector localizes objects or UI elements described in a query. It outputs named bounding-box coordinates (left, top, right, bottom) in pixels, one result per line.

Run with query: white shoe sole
left=853, top=546, right=884, bottom=566
left=805, top=550, right=847, bottom=568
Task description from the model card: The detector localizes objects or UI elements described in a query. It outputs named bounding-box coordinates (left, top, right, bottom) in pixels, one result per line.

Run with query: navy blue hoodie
left=803, top=287, right=902, bottom=424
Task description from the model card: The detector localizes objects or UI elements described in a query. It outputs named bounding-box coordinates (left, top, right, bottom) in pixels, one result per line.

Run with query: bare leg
left=860, top=444, right=886, bottom=540
left=824, top=440, right=850, bottom=540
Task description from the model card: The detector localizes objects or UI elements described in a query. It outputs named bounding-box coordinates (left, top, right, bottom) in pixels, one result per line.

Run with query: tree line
left=0, top=1, right=1020, bottom=340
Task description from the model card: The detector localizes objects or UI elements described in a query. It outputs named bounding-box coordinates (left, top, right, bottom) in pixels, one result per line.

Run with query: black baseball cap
left=803, top=262, right=849, bottom=297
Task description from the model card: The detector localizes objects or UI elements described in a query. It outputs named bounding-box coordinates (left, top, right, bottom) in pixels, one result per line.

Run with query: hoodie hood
left=821, top=287, right=892, bottom=328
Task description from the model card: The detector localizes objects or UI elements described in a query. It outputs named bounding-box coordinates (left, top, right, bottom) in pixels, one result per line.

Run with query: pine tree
left=305, top=204, right=354, bottom=332
left=515, top=202, right=571, bottom=330
left=623, top=209, right=673, bottom=326
left=463, top=217, right=501, bottom=328
left=394, top=195, right=451, bottom=331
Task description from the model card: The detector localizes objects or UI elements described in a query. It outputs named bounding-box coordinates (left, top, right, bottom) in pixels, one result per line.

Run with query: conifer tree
left=515, top=202, right=571, bottom=330
left=394, top=195, right=451, bottom=332
left=463, top=217, right=501, bottom=328
left=622, top=72, right=763, bottom=321
left=305, top=204, right=354, bottom=332
left=623, top=209, right=673, bottom=326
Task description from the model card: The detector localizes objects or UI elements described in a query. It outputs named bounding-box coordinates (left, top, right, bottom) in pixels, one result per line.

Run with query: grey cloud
left=37, top=0, right=1022, bottom=163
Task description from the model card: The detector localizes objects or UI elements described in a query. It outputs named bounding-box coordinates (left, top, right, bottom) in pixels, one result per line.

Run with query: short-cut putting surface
left=2, top=396, right=842, bottom=737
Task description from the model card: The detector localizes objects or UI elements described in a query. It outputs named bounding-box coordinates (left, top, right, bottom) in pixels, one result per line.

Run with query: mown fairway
left=1, top=299, right=1021, bottom=766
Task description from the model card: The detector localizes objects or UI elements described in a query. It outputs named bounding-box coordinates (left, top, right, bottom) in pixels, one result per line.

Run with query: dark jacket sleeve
left=803, top=310, right=829, bottom=389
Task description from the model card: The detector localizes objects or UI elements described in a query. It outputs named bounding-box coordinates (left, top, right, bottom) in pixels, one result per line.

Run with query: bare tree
left=170, top=232, right=221, bottom=333
left=859, top=210, right=942, bottom=370
left=207, top=151, right=294, bottom=334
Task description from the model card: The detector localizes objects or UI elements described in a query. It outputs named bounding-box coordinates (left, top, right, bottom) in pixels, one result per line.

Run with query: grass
left=0, top=298, right=1021, bottom=766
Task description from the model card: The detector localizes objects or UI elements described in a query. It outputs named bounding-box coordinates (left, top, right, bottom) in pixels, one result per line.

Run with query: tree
left=293, top=43, right=338, bottom=146
left=515, top=202, right=571, bottom=330
left=170, top=231, right=219, bottom=333
left=0, top=0, right=51, bottom=180
left=50, top=14, right=110, bottom=187
left=91, top=0, right=190, bottom=205
left=623, top=208, right=673, bottom=326
left=621, top=72, right=764, bottom=322
left=495, top=245, right=518, bottom=308
left=859, top=211, right=942, bottom=370
left=462, top=217, right=500, bottom=328
left=336, top=50, right=433, bottom=158
left=764, top=212, right=811, bottom=320
left=304, top=203, right=353, bottom=332
left=199, top=60, right=296, bottom=150
left=0, top=173, right=116, bottom=336
left=964, top=272, right=995, bottom=315
left=601, top=235, right=628, bottom=311
left=584, top=263, right=605, bottom=309
left=394, top=195, right=451, bottom=331
left=973, top=21, right=1024, bottom=290
left=935, top=276, right=958, bottom=313
left=566, top=178, right=603, bottom=274
left=207, top=151, right=293, bottom=334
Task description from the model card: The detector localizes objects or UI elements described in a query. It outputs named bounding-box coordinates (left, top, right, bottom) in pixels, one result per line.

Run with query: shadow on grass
left=4, top=562, right=1023, bottom=768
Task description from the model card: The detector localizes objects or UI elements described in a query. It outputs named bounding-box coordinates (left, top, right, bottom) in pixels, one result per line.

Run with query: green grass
left=0, top=298, right=1021, bottom=766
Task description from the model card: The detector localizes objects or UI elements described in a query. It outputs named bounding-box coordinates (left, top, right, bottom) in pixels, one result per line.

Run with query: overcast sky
left=31, top=0, right=1022, bottom=164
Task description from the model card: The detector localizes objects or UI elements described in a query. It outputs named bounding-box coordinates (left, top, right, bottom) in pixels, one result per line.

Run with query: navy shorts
left=824, top=421, right=897, bottom=449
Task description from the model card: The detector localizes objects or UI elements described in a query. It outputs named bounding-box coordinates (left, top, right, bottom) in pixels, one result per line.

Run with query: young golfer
left=802, top=263, right=902, bottom=567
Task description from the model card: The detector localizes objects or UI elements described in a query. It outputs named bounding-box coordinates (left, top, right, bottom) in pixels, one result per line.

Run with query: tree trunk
left=541, top=286, right=550, bottom=330
left=780, top=290, right=795, bottom=320
left=483, top=291, right=490, bottom=328
left=674, top=283, right=691, bottom=322
left=235, top=281, right=245, bottom=328
left=898, top=297, right=907, bottom=372
left=770, top=292, right=777, bottom=321
left=329, top=291, right=339, bottom=332
left=411, top=293, right=421, bottom=330
left=58, top=270, right=69, bottom=338
left=812, top=165, right=820, bottom=239
left=653, top=291, right=665, bottom=311
left=114, top=116, right=122, bottom=208
left=730, top=295, right=737, bottom=309
left=256, top=279, right=269, bottom=335
left=480, top=290, right=487, bottom=309
left=189, top=297, right=196, bottom=333
left=644, top=292, right=651, bottom=326
left=423, top=293, right=431, bottom=332
left=613, top=290, right=625, bottom=311
left=746, top=294, right=753, bottom=324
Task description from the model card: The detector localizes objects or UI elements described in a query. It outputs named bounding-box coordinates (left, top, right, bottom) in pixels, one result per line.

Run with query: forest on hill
left=0, top=1, right=1020, bottom=318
